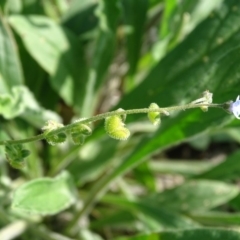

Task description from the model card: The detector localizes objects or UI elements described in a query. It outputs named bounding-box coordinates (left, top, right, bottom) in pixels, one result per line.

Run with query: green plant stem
left=0, top=103, right=227, bottom=146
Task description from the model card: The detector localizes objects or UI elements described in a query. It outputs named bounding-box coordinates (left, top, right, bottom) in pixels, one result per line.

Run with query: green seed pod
left=5, top=144, right=30, bottom=169
left=69, top=122, right=92, bottom=145
left=45, top=132, right=67, bottom=145
left=105, top=115, right=130, bottom=141
left=42, top=120, right=67, bottom=145
left=148, top=103, right=161, bottom=126
left=71, top=133, right=86, bottom=145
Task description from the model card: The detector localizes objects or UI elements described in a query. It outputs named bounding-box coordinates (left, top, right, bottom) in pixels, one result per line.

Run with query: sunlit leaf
left=12, top=171, right=76, bottom=215
left=9, top=15, right=87, bottom=109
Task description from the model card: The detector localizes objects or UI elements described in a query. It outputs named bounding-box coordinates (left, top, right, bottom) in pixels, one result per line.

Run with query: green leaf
left=0, top=12, right=23, bottom=93
left=190, top=211, right=240, bottom=226
left=118, top=0, right=240, bottom=110
left=0, top=86, right=25, bottom=119
left=7, top=0, right=45, bottom=15
left=0, top=86, right=60, bottom=127
left=147, top=180, right=239, bottom=212
left=81, top=0, right=120, bottom=116
left=20, top=0, right=45, bottom=14
left=149, top=159, right=217, bottom=176
left=90, top=210, right=136, bottom=230
left=121, top=0, right=148, bottom=76
left=117, top=228, right=240, bottom=240
left=133, top=162, right=156, bottom=192
left=102, top=195, right=198, bottom=230
left=160, top=0, right=177, bottom=38
left=196, top=150, right=240, bottom=180
left=61, top=0, right=98, bottom=36
left=0, top=0, right=7, bottom=10
left=17, top=33, right=58, bottom=109
left=9, top=15, right=87, bottom=108
left=12, top=171, right=76, bottom=215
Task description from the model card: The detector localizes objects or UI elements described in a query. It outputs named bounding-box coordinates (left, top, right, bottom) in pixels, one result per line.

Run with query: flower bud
left=200, top=90, right=213, bottom=112
left=229, top=96, right=240, bottom=119
left=148, top=103, right=161, bottom=126
left=191, top=90, right=213, bottom=112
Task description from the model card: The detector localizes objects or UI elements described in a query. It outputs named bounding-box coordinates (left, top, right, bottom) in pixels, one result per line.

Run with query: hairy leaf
left=12, top=171, right=76, bottom=215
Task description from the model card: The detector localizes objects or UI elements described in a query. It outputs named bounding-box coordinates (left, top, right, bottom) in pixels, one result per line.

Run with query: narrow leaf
left=197, top=150, right=240, bottom=180
left=148, top=180, right=239, bottom=212
left=102, top=195, right=198, bottom=230
left=0, top=12, right=23, bottom=93
left=61, top=0, right=98, bottom=35
left=81, top=0, right=120, bottom=116
left=121, top=0, right=148, bottom=76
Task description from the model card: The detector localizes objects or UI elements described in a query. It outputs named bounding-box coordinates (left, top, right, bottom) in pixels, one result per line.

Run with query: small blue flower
left=229, top=96, right=240, bottom=119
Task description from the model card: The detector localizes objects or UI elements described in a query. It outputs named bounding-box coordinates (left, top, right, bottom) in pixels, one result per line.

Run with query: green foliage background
left=1, top=0, right=240, bottom=239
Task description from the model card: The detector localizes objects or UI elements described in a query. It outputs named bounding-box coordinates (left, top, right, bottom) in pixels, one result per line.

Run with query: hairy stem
left=0, top=103, right=226, bottom=146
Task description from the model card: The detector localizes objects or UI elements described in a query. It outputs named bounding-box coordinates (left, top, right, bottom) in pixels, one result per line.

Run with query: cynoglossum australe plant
left=2, top=0, right=240, bottom=239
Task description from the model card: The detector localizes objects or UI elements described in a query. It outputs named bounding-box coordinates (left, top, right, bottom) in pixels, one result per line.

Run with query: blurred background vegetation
left=1, top=0, right=240, bottom=239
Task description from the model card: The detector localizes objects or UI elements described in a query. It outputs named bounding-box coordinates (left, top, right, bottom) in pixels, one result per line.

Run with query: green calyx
left=5, top=144, right=30, bottom=169
left=148, top=103, right=161, bottom=126
left=45, top=132, right=67, bottom=146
